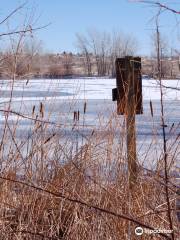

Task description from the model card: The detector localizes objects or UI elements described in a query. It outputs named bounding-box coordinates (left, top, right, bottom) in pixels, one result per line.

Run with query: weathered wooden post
left=112, top=56, right=142, bottom=187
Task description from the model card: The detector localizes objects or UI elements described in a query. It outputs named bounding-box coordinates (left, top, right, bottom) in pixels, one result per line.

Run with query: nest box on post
left=112, top=56, right=143, bottom=115
left=112, top=56, right=143, bottom=188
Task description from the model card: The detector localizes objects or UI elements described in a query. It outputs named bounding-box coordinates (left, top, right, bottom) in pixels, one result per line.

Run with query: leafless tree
left=109, top=31, right=138, bottom=76
left=1, top=38, right=43, bottom=78
left=0, top=3, right=48, bottom=79
left=62, top=51, right=73, bottom=76
left=76, top=33, right=93, bottom=76
left=86, top=29, right=111, bottom=76
left=151, top=31, right=170, bottom=78
left=76, top=29, right=138, bottom=76
left=130, top=1, right=180, bottom=239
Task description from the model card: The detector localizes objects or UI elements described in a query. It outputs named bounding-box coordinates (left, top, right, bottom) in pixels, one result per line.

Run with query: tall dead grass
left=0, top=84, right=179, bottom=240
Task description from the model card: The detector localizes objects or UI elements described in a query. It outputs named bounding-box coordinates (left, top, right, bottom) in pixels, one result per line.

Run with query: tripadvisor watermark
left=135, top=227, right=173, bottom=236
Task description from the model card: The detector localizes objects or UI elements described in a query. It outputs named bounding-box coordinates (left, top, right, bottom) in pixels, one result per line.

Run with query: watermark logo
left=135, top=227, right=173, bottom=236
left=135, top=227, right=144, bottom=236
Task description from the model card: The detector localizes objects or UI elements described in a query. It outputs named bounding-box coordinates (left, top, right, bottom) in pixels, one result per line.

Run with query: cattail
left=26, top=78, right=29, bottom=85
left=73, top=111, right=77, bottom=121
left=35, top=114, right=38, bottom=123
left=149, top=100, right=153, bottom=117
left=32, top=105, right=35, bottom=116
left=44, top=133, right=56, bottom=144
left=40, top=102, right=44, bottom=118
left=83, top=102, right=87, bottom=114
left=77, top=110, right=80, bottom=121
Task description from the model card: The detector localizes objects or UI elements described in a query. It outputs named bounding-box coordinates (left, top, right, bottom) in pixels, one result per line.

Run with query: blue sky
left=0, top=0, right=179, bottom=55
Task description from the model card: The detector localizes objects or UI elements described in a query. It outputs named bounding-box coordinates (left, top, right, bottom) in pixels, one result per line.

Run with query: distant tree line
left=0, top=29, right=138, bottom=79
left=0, top=29, right=179, bottom=79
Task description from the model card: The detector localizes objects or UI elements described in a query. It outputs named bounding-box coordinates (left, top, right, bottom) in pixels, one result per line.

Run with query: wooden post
left=112, top=56, right=142, bottom=187
left=112, top=57, right=142, bottom=240
left=126, top=57, right=137, bottom=187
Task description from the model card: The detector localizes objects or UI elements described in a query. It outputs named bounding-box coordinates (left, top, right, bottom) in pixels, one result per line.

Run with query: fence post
left=126, top=57, right=137, bottom=187
left=113, top=56, right=142, bottom=188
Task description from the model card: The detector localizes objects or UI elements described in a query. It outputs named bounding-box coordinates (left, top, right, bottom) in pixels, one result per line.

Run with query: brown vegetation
left=0, top=2, right=179, bottom=240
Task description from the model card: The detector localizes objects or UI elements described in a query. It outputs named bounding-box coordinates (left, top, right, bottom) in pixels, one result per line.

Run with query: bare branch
left=0, top=24, right=50, bottom=38
left=0, top=2, right=27, bottom=25
left=129, top=0, right=180, bottom=14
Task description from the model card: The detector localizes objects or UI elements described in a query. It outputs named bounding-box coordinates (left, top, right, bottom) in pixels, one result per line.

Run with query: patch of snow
left=0, top=78, right=179, bottom=101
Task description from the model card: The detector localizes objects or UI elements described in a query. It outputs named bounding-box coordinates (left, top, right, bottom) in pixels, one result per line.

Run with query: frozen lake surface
left=0, top=77, right=180, bottom=101
left=0, top=77, right=179, bottom=170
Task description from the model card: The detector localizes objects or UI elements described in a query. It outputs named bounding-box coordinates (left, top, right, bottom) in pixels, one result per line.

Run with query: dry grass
left=0, top=92, right=179, bottom=240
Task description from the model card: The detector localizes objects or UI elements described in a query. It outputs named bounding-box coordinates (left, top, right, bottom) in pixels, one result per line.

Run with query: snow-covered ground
left=0, top=78, right=179, bottom=170
left=0, top=78, right=180, bottom=101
